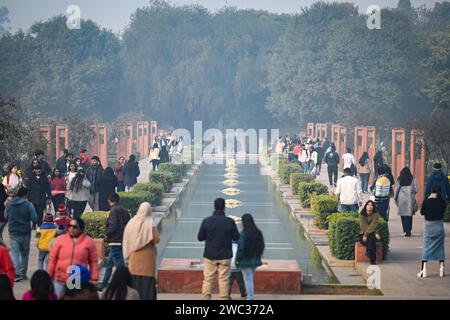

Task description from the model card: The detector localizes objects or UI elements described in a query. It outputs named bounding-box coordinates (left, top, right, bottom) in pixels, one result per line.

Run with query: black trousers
left=67, top=201, right=87, bottom=219
left=33, top=204, right=46, bottom=226
left=360, top=233, right=377, bottom=263
left=52, top=194, right=66, bottom=212
left=228, top=270, right=247, bottom=298
left=327, top=165, right=338, bottom=185
left=401, top=216, right=413, bottom=234
left=117, top=181, right=125, bottom=192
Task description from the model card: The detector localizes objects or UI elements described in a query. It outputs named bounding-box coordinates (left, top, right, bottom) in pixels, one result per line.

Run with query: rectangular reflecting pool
left=157, top=162, right=337, bottom=284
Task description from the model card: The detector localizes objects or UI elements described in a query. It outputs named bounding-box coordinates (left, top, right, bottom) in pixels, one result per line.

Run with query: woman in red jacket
left=47, top=218, right=99, bottom=298
left=49, top=168, right=67, bottom=212
left=0, top=240, right=15, bottom=287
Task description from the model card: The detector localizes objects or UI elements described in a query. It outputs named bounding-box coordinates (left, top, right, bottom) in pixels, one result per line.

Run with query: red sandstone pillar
left=410, top=129, right=426, bottom=204
left=55, top=125, right=69, bottom=161
left=307, top=123, right=314, bottom=137
left=137, top=121, right=149, bottom=159
left=151, top=121, right=158, bottom=146
left=39, top=125, right=53, bottom=165
left=391, top=128, right=406, bottom=179
left=354, top=126, right=365, bottom=163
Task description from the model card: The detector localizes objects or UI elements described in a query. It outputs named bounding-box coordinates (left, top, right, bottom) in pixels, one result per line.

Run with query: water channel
left=156, top=161, right=336, bottom=284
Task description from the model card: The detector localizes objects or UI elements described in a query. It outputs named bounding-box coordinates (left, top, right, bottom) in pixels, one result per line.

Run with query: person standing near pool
left=197, top=198, right=240, bottom=300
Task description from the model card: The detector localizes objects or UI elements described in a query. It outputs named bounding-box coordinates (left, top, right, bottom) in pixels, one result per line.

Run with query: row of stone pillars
left=37, top=121, right=158, bottom=167
left=306, top=123, right=426, bottom=203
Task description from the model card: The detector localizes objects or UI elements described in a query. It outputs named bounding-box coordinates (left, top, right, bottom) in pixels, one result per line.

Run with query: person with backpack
left=324, top=144, right=340, bottom=187
left=36, top=213, right=58, bottom=270
left=425, top=163, right=450, bottom=201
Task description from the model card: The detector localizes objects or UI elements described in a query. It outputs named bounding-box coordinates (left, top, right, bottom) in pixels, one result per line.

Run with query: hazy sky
left=0, top=0, right=441, bottom=33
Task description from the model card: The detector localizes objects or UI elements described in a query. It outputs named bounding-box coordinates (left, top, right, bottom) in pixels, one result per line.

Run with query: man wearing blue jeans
left=5, top=187, right=37, bottom=282
left=335, top=168, right=363, bottom=213
left=98, top=193, right=130, bottom=291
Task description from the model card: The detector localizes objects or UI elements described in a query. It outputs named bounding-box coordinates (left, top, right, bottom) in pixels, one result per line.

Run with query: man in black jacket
left=325, top=144, right=340, bottom=187
left=25, top=167, right=52, bottom=227
left=35, top=150, right=52, bottom=178
left=98, top=193, right=130, bottom=291
left=86, top=156, right=104, bottom=211
left=197, top=198, right=240, bottom=300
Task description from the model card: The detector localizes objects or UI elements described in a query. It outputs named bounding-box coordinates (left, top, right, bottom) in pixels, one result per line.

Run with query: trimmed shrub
left=444, top=204, right=450, bottom=222
left=158, top=163, right=187, bottom=182
left=290, top=173, right=316, bottom=195
left=279, top=163, right=303, bottom=184
left=328, top=212, right=390, bottom=260
left=298, top=182, right=328, bottom=208
left=272, top=156, right=289, bottom=171
left=132, top=182, right=164, bottom=206
left=117, top=192, right=149, bottom=216
left=149, top=171, right=175, bottom=192
left=83, top=211, right=109, bottom=239
left=310, top=194, right=339, bottom=229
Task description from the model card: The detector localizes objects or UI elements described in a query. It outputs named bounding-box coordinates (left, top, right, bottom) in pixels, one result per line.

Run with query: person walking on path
left=25, top=166, right=52, bottom=226
left=374, top=166, right=393, bottom=222
left=5, top=187, right=37, bottom=282
left=35, top=150, right=52, bottom=178
left=159, top=145, right=170, bottom=164
left=335, top=168, right=363, bottom=212
left=197, top=198, right=240, bottom=300
left=123, top=155, right=140, bottom=192
left=425, top=163, right=450, bottom=201
left=66, top=170, right=91, bottom=219
left=22, top=270, right=58, bottom=300
left=359, top=200, right=381, bottom=265
left=342, top=148, right=356, bottom=174
left=36, top=213, right=58, bottom=271
left=0, top=240, right=15, bottom=287
left=49, top=168, right=67, bottom=212
left=299, top=145, right=311, bottom=173
left=316, top=143, right=325, bottom=173
left=358, top=152, right=371, bottom=193
left=2, top=164, right=21, bottom=193
left=149, top=143, right=160, bottom=172
left=55, top=149, right=69, bottom=174
left=98, top=167, right=118, bottom=211
left=67, top=162, right=78, bottom=183
left=47, top=218, right=99, bottom=298
left=395, top=167, right=418, bottom=237
left=115, top=157, right=126, bottom=192
left=57, top=152, right=73, bottom=176
left=325, top=144, right=340, bottom=187
left=236, top=213, right=265, bottom=301
left=417, top=185, right=447, bottom=278
left=86, top=156, right=104, bottom=211
left=98, top=193, right=130, bottom=292
left=373, top=148, right=384, bottom=182
left=123, top=202, right=160, bottom=300
left=0, top=185, right=7, bottom=240
left=101, top=266, right=140, bottom=300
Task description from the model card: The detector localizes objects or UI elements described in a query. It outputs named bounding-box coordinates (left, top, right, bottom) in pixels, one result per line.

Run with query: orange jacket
left=47, top=233, right=99, bottom=283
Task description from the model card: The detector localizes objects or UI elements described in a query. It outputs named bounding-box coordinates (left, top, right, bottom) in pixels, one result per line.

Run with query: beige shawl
left=122, top=202, right=154, bottom=260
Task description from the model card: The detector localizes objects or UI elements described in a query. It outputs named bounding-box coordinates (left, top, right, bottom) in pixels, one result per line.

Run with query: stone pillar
left=315, top=123, right=327, bottom=140
left=137, top=121, right=149, bottom=160
left=354, top=126, right=365, bottom=163
left=55, top=125, right=69, bottom=161
left=89, top=124, right=108, bottom=167
left=307, top=123, right=314, bottom=137
left=150, top=121, right=158, bottom=147
left=365, top=126, right=376, bottom=185
left=39, top=125, right=53, bottom=165
left=117, top=122, right=134, bottom=160
left=391, top=128, right=406, bottom=179
left=410, top=129, right=426, bottom=204
left=339, top=126, right=347, bottom=167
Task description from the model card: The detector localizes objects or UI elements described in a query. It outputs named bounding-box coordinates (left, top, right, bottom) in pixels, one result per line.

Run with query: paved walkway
left=315, top=164, right=450, bottom=297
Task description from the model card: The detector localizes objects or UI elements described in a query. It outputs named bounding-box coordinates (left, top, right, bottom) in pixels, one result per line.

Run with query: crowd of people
left=275, top=132, right=449, bottom=272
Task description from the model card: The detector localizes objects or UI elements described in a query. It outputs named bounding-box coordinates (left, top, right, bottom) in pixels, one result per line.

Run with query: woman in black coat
left=123, top=155, right=140, bottom=192
left=98, top=167, right=118, bottom=211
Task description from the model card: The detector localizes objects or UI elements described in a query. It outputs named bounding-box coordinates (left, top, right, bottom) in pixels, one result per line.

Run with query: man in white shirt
left=342, top=148, right=355, bottom=169
left=335, top=168, right=362, bottom=212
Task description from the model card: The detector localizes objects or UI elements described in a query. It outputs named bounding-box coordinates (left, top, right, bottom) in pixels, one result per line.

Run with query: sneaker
left=14, top=276, right=21, bottom=282
left=405, top=233, right=411, bottom=237
left=19, top=275, right=28, bottom=281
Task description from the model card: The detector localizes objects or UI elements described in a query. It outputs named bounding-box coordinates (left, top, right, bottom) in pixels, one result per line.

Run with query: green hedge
left=290, top=173, right=316, bottom=195
left=279, top=163, right=303, bottom=184
left=117, top=192, right=150, bottom=216
left=444, top=204, right=450, bottom=222
left=328, top=212, right=390, bottom=260
left=83, top=211, right=109, bottom=239
left=298, top=182, right=328, bottom=208
left=149, top=171, right=175, bottom=192
left=158, top=163, right=189, bottom=182
left=310, top=194, right=339, bottom=229
left=132, top=182, right=163, bottom=206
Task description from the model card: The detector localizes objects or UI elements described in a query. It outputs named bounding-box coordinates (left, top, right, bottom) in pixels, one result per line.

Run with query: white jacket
left=335, top=175, right=362, bottom=205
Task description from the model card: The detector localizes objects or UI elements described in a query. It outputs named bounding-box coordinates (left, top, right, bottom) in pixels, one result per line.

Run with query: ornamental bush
left=298, top=182, right=328, bottom=208
left=290, top=173, right=316, bottom=195
left=132, top=182, right=163, bottom=206
left=117, top=192, right=149, bottom=217
left=279, top=162, right=302, bottom=184
left=149, top=171, right=175, bottom=192
left=83, top=211, right=109, bottom=239
left=310, top=194, right=339, bottom=229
